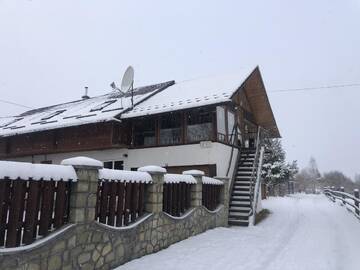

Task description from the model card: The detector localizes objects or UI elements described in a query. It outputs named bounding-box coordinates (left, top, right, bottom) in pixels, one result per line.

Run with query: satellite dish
left=121, top=66, right=134, bottom=93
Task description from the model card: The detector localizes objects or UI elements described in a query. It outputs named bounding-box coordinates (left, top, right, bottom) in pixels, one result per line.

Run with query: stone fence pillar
left=214, top=176, right=230, bottom=208
left=61, top=157, right=103, bottom=223
left=138, top=166, right=166, bottom=213
left=183, top=170, right=204, bottom=208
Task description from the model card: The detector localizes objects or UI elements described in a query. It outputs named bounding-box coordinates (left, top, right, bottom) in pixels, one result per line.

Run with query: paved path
left=116, top=194, right=360, bottom=270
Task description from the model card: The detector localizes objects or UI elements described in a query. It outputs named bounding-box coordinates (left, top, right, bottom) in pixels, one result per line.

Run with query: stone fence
left=0, top=158, right=229, bottom=270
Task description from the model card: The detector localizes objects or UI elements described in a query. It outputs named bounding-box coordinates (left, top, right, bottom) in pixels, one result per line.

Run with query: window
left=133, top=118, right=156, bottom=146
left=90, top=100, right=117, bottom=112
left=103, top=160, right=124, bottom=170
left=41, top=110, right=66, bottom=121
left=216, top=106, right=226, bottom=142
left=186, top=108, right=213, bottom=142
left=227, top=110, right=235, bottom=143
left=160, top=113, right=182, bottom=145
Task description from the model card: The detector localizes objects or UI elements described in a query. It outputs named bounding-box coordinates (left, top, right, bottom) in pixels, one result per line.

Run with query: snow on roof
left=0, top=160, right=77, bottom=181
left=122, top=67, right=255, bottom=118
left=0, top=67, right=256, bottom=137
left=61, top=156, right=103, bottom=168
left=0, top=81, right=173, bottom=137
left=164, top=173, right=197, bottom=184
left=99, top=168, right=152, bottom=183
left=137, top=165, right=167, bottom=174
left=202, top=176, right=224, bottom=185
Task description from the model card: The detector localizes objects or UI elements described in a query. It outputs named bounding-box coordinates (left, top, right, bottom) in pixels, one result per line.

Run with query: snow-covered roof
left=0, top=160, right=77, bottom=181
left=202, top=176, right=224, bottom=185
left=122, top=68, right=254, bottom=118
left=0, top=66, right=257, bottom=137
left=0, top=81, right=173, bottom=137
left=164, top=173, right=197, bottom=184
left=99, top=168, right=152, bottom=183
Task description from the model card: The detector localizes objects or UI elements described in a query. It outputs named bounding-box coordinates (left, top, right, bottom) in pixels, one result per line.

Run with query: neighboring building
left=0, top=66, right=279, bottom=179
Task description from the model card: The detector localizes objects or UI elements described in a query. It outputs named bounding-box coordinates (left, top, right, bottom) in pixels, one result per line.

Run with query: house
left=0, top=66, right=280, bottom=225
left=0, top=66, right=279, bottom=180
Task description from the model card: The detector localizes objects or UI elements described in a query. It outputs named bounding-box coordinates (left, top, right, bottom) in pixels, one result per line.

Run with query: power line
left=269, top=83, right=360, bottom=93
left=0, top=99, right=33, bottom=109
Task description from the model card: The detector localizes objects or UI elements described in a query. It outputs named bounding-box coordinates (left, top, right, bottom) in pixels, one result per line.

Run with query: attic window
left=1, top=118, right=24, bottom=128
left=90, top=100, right=117, bottom=112
left=41, top=110, right=66, bottom=120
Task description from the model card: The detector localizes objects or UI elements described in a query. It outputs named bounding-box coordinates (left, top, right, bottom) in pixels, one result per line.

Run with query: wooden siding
left=0, top=123, right=127, bottom=158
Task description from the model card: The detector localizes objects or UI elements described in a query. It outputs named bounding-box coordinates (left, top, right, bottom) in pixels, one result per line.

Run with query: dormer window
left=90, top=100, right=117, bottom=112
left=41, top=110, right=66, bottom=120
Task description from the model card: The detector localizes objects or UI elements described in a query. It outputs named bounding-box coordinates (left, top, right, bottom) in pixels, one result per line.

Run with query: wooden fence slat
left=163, top=184, right=168, bottom=213
left=138, top=183, right=145, bottom=217
left=107, top=181, right=117, bottom=226
left=23, top=181, right=41, bottom=245
left=130, top=183, right=139, bottom=222
left=95, top=181, right=101, bottom=220
left=6, top=180, right=26, bottom=247
left=171, top=184, right=177, bottom=216
left=116, top=182, right=125, bottom=227
left=99, top=182, right=110, bottom=224
left=0, top=180, right=11, bottom=246
left=54, top=181, right=67, bottom=229
left=39, top=181, right=55, bottom=237
left=124, top=183, right=132, bottom=226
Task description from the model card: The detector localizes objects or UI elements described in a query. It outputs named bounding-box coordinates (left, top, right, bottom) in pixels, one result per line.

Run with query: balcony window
left=133, top=118, right=156, bottom=146
left=227, top=110, right=235, bottom=143
left=216, top=106, right=226, bottom=142
left=160, top=113, right=182, bottom=145
left=187, top=109, right=213, bottom=142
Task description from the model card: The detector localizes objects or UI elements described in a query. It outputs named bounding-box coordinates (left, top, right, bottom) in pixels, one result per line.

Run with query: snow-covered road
left=116, top=194, right=360, bottom=270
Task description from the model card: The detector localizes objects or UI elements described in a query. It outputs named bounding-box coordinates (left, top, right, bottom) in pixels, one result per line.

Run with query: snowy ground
left=116, top=194, right=360, bottom=270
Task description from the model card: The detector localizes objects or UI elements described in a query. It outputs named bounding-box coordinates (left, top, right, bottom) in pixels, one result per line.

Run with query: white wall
left=7, top=142, right=239, bottom=178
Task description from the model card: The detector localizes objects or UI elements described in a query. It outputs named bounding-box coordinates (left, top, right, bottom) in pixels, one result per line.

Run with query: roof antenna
left=82, top=86, right=90, bottom=99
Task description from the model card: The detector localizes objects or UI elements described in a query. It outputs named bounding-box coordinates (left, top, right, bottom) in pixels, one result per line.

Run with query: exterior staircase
left=228, top=148, right=257, bottom=226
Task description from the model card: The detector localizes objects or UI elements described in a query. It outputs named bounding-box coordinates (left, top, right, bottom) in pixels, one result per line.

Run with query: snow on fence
left=202, top=176, right=223, bottom=211
left=95, top=169, right=152, bottom=227
left=0, top=161, right=76, bottom=248
left=324, top=187, right=360, bottom=219
left=163, top=174, right=196, bottom=217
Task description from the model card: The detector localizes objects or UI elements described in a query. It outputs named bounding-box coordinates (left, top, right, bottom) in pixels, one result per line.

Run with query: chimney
left=82, top=86, right=90, bottom=99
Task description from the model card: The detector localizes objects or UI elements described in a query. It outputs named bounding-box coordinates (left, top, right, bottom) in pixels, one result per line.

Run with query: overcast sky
left=0, top=0, right=359, bottom=177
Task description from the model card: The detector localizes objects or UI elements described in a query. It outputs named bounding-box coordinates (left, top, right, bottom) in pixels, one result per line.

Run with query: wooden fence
left=324, top=187, right=360, bottom=218
left=0, top=179, right=72, bottom=248
left=202, top=184, right=221, bottom=211
left=163, top=183, right=192, bottom=217
left=95, top=181, right=147, bottom=227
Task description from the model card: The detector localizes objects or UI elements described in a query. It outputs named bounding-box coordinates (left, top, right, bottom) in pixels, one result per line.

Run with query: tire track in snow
left=252, top=196, right=302, bottom=270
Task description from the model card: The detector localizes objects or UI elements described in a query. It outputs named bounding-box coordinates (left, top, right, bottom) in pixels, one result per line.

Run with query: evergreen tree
left=261, top=139, right=298, bottom=186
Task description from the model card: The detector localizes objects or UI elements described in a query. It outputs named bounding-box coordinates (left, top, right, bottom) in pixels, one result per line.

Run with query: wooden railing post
left=183, top=170, right=204, bottom=208
left=354, top=189, right=359, bottom=216
left=138, top=166, right=166, bottom=214
left=340, top=187, right=345, bottom=205
left=61, top=157, right=103, bottom=223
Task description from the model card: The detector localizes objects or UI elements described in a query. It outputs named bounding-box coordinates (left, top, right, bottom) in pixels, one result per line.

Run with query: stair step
left=229, top=214, right=249, bottom=221
left=234, top=181, right=251, bottom=186
left=232, top=190, right=250, bottom=195
left=231, top=196, right=250, bottom=202
left=238, top=166, right=252, bottom=170
left=236, top=176, right=252, bottom=179
left=230, top=200, right=251, bottom=205
left=228, top=219, right=249, bottom=226
left=233, top=184, right=251, bottom=188
left=229, top=206, right=251, bottom=211
left=231, top=194, right=250, bottom=198
left=229, top=211, right=249, bottom=217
